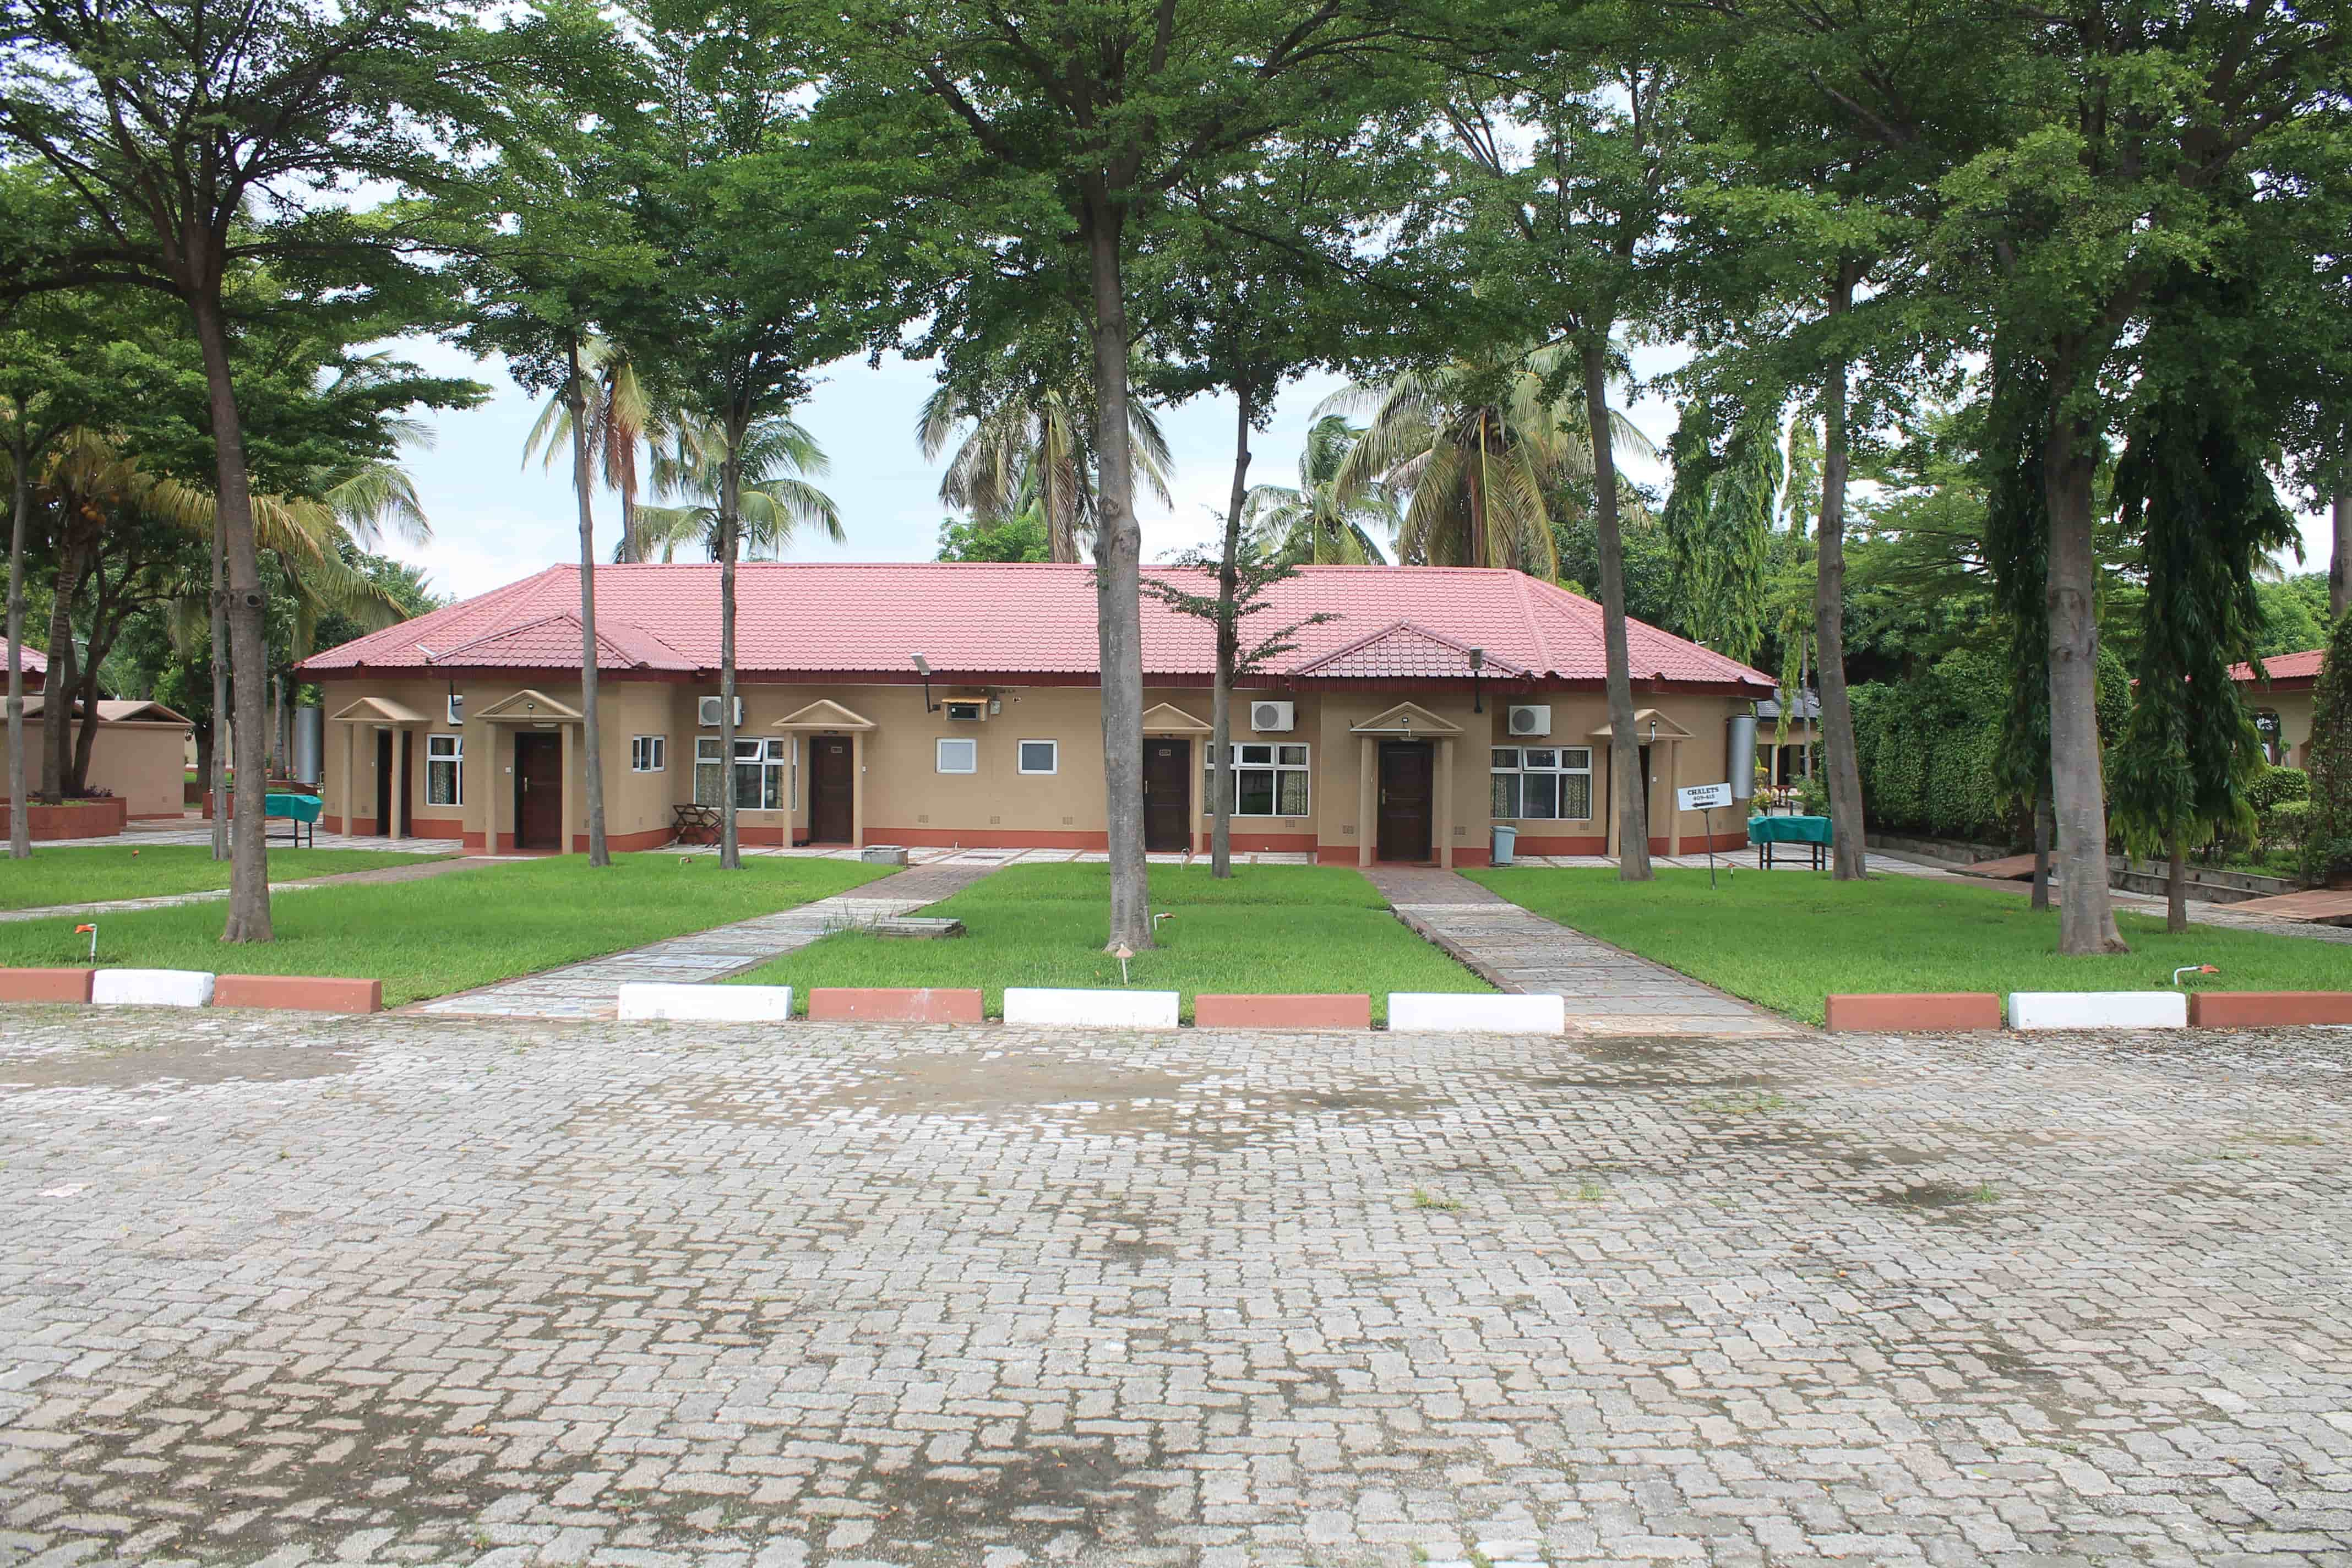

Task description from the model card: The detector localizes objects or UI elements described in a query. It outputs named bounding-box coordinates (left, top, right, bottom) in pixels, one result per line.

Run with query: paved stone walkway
left=5, top=1009, right=2352, bottom=1566
left=410, top=860, right=1001, bottom=1020
left=1369, top=867, right=1799, bottom=1038
left=0, top=851, right=499, bottom=923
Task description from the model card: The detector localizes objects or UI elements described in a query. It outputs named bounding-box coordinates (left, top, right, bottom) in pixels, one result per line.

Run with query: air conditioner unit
left=446, top=693, right=464, bottom=726
left=696, top=696, right=744, bottom=727
left=1250, top=700, right=1295, bottom=733
left=944, top=700, right=988, bottom=722
left=1507, top=704, right=1552, bottom=737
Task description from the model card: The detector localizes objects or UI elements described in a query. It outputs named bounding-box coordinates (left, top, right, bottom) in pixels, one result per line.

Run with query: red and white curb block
left=0, top=967, right=384, bottom=1012
left=618, top=982, right=793, bottom=1022
left=2007, top=991, right=2188, bottom=1031
left=92, top=968, right=214, bottom=1008
left=1387, top=992, right=1566, bottom=1035
left=1825, top=993, right=2003, bottom=1031
left=1003, top=987, right=1180, bottom=1029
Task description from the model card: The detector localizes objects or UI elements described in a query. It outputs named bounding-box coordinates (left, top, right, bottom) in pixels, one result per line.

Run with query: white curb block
left=618, top=982, right=793, bottom=1022
left=1389, top=992, right=1566, bottom=1034
left=1003, top=988, right=1180, bottom=1029
left=91, top=968, right=215, bottom=1008
left=2008, top=990, right=2187, bottom=1031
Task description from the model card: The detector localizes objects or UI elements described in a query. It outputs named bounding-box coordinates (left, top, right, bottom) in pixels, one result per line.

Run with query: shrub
left=2260, top=798, right=2312, bottom=858
left=1795, top=774, right=1828, bottom=816
left=2248, top=764, right=2309, bottom=812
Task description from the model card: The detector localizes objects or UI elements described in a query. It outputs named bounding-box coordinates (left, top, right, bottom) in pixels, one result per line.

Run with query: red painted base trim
left=1825, top=993, right=2003, bottom=1032
left=0, top=797, right=127, bottom=840
left=1453, top=849, right=1491, bottom=868
left=0, top=967, right=95, bottom=1003
left=2188, top=992, right=2352, bottom=1027
left=570, top=826, right=673, bottom=853
left=1507, top=834, right=1608, bottom=856
left=1316, top=846, right=1361, bottom=865
left=213, top=974, right=383, bottom=1014
left=1194, top=993, right=1369, bottom=1030
left=872, top=826, right=1106, bottom=849
left=808, top=987, right=985, bottom=1023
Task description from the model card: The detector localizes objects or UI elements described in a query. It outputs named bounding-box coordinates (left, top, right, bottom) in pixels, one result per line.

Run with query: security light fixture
left=911, top=653, right=939, bottom=712
left=1469, top=646, right=1485, bottom=713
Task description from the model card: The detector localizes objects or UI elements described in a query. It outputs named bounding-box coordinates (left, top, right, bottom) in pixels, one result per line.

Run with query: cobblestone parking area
left=2, top=1009, right=2349, bottom=1567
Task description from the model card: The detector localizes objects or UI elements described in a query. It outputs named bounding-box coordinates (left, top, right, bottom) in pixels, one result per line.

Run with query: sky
left=382, top=334, right=2338, bottom=605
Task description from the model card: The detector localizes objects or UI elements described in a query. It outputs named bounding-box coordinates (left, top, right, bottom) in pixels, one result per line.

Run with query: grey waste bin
left=1491, top=824, right=1518, bottom=865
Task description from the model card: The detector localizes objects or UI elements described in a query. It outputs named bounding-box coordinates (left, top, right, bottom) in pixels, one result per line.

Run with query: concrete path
left=410, top=859, right=1000, bottom=1020
left=0, top=852, right=504, bottom=924
left=1366, top=865, right=1799, bottom=1037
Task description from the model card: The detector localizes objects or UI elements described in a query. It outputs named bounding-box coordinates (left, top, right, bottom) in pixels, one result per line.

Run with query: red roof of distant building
left=2228, top=649, right=2324, bottom=689
left=9, top=644, right=43, bottom=682
left=298, top=563, right=1773, bottom=692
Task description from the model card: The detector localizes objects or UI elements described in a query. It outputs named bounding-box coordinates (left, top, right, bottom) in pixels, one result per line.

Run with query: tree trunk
left=1815, top=290, right=1868, bottom=880
left=1212, top=389, right=1254, bottom=880
left=2166, top=835, right=2187, bottom=933
left=2042, top=412, right=2125, bottom=954
left=1081, top=191, right=1153, bottom=949
left=717, top=421, right=743, bottom=872
left=69, top=655, right=101, bottom=793
left=2030, top=775, right=2053, bottom=911
left=39, top=550, right=79, bottom=801
left=570, top=341, right=610, bottom=868
left=6, top=425, right=30, bottom=858
left=209, top=511, right=228, bottom=861
left=2332, top=489, right=2348, bottom=619
left=1582, top=339, right=1650, bottom=880
left=188, top=288, right=274, bottom=941
left=1798, top=635, right=1812, bottom=783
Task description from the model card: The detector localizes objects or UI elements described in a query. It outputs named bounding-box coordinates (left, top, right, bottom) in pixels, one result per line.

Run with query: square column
left=1357, top=735, right=1376, bottom=867
left=1435, top=736, right=1454, bottom=869
left=559, top=722, right=576, bottom=854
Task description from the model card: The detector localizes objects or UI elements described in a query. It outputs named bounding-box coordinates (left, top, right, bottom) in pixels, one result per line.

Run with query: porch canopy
left=329, top=694, right=433, bottom=839
left=1349, top=703, right=1464, bottom=869
left=1590, top=708, right=1696, bottom=856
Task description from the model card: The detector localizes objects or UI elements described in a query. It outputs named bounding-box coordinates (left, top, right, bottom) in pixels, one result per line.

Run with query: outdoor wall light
left=911, top=654, right=939, bottom=712
left=1469, top=646, right=1485, bottom=713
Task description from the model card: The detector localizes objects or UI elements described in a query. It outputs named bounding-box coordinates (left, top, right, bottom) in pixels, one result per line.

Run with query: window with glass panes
left=1491, top=746, right=1591, bottom=820
left=1206, top=742, right=1310, bottom=816
left=695, top=736, right=792, bottom=809
left=426, top=734, right=462, bottom=805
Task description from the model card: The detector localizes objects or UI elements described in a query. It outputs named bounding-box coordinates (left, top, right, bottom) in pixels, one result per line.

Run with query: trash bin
left=1491, top=824, right=1518, bottom=865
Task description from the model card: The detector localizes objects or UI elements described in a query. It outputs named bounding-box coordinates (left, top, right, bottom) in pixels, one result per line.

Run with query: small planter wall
left=0, top=796, right=127, bottom=840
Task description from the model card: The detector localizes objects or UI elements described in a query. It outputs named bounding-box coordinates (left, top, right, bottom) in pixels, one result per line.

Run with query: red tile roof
left=2229, top=649, right=2324, bottom=688
left=8, top=644, right=43, bottom=678
left=300, top=563, right=1772, bottom=692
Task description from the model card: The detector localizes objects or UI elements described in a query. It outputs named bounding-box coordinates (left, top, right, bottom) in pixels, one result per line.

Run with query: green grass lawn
left=731, top=862, right=1491, bottom=1022
left=1466, top=866, right=2352, bottom=1024
left=0, top=853, right=893, bottom=1004
left=0, top=844, right=452, bottom=911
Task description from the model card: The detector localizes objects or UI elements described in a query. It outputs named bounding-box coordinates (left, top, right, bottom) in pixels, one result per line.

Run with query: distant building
left=2230, top=650, right=2323, bottom=768
left=1754, top=689, right=1819, bottom=787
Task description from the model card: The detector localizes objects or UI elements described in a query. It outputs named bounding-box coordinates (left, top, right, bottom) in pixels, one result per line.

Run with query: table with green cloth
left=264, top=791, right=324, bottom=848
left=1748, top=813, right=1832, bottom=870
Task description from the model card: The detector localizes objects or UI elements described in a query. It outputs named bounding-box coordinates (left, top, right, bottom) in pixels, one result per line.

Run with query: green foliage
left=1663, top=393, right=1781, bottom=663
left=2302, top=608, right=2352, bottom=883
left=935, top=511, right=1049, bottom=563
left=2253, top=577, right=2332, bottom=658
left=2247, top=765, right=2310, bottom=813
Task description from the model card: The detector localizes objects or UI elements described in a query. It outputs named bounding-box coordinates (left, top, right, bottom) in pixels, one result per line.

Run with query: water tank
left=1726, top=713, right=1758, bottom=800
left=292, top=705, right=324, bottom=788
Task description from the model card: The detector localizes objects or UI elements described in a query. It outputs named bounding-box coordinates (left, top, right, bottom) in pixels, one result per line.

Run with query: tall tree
left=814, top=0, right=1433, bottom=948
left=1661, top=389, right=1782, bottom=665
left=0, top=0, right=502, bottom=937
left=1245, top=417, right=1398, bottom=565
left=630, top=416, right=841, bottom=562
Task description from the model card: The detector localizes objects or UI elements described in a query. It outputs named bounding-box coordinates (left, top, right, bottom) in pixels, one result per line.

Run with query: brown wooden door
left=809, top=736, right=854, bottom=842
left=514, top=732, right=564, bottom=850
left=374, top=729, right=412, bottom=837
left=1142, top=738, right=1191, bottom=852
left=1377, top=741, right=1434, bottom=862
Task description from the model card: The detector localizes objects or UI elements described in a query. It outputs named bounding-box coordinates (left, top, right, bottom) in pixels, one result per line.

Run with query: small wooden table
left=264, top=792, right=323, bottom=848
left=1749, top=813, right=1832, bottom=870
left=671, top=802, right=721, bottom=846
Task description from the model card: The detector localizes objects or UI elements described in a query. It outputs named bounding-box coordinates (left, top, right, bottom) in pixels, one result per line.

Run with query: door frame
left=373, top=727, right=414, bottom=839
left=513, top=731, right=564, bottom=851
left=1376, top=739, right=1435, bottom=863
left=1142, top=737, right=1193, bottom=853
left=808, top=734, right=855, bottom=843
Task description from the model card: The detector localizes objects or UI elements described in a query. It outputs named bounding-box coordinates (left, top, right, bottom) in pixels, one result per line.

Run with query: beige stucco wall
left=0, top=719, right=190, bottom=819
left=311, top=673, right=1756, bottom=861
left=2248, top=689, right=2316, bottom=770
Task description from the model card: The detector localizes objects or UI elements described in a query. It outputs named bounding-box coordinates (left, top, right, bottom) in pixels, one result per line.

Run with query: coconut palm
left=523, top=338, right=666, bottom=564
left=630, top=414, right=843, bottom=562
left=1317, top=342, right=1657, bottom=576
left=917, top=367, right=1174, bottom=564
left=1243, top=415, right=1398, bottom=564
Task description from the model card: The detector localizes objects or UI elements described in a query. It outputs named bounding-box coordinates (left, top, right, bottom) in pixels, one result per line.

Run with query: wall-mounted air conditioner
left=697, top=696, right=744, bottom=727
left=1507, top=704, right=1551, bottom=737
left=1250, top=700, right=1295, bottom=733
left=944, top=700, right=988, bottom=722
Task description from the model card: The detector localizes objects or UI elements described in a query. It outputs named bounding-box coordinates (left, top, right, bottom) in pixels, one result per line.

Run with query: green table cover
left=265, top=792, right=324, bottom=824
left=1747, top=813, right=1832, bottom=846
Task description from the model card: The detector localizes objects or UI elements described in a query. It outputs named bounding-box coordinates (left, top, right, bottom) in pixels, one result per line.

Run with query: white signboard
left=1676, top=782, right=1734, bottom=812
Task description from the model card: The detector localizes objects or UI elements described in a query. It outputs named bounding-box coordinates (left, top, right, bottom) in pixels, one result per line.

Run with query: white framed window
left=696, top=736, right=790, bottom=809
left=1017, top=739, right=1058, bottom=775
left=1206, top=742, right=1309, bottom=816
left=937, top=737, right=978, bottom=775
left=630, top=734, right=666, bottom=772
left=426, top=733, right=462, bottom=807
left=1491, top=746, right=1592, bottom=820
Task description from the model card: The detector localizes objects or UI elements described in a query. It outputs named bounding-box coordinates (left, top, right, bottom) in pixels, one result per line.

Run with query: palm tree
left=1317, top=343, right=1657, bottom=575
left=524, top=339, right=666, bottom=564
left=917, top=364, right=1174, bottom=564
left=630, top=415, right=843, bottom=562
left=1243, top=415, right=1398, bottom=564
